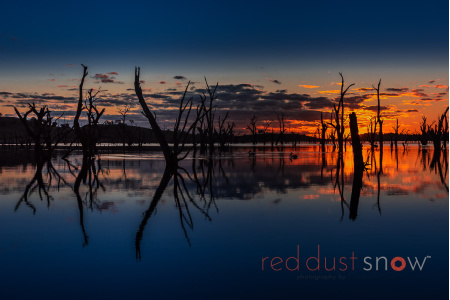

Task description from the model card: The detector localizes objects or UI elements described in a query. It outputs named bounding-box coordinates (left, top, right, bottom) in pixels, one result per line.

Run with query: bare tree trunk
left=349, top=112, right=364, bottom=221
left=134, top=67, right=176, bottom=165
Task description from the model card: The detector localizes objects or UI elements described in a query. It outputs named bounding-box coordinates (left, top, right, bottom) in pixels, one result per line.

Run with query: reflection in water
left=1, top=145, right=448, bottom=299
left=135, top=164, right=213, bottom=260
left=2, top=145, right=448, bottom=252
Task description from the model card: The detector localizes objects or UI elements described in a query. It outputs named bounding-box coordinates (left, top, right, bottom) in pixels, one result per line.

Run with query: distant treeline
left=0, top=116, right=442, bottom=149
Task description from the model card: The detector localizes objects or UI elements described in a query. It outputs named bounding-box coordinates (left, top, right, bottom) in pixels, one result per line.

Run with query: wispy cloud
left=385, top=87, right=409, bottom=92
left=93, top=73, right=124, bottom=84
left=266, top=78, right=282, bottom=85
left=299, top=85, right=319, bottom=88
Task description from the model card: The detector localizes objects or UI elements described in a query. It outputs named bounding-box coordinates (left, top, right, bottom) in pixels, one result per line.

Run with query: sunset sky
left=0, top=0, right=448, bottom=135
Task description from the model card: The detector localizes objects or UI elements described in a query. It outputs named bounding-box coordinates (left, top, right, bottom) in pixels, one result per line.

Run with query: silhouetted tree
left=135, top=67, right=202, bottom=168
left=428, top=107, right=449, bottom=161
left=320, top=112, right=328, bottom=152
left=275, top=112, right=287, bottom=146
left=349, top=112, right=364, bottom=220
left=329, top=73, right=354, bottom=153
left=261, top=119, right=272, bottom=146
left=367, top=117, right=377, bottom=151
left=246, top=115, right=258, bottom=151
left=373, top=79, right=383, bottom=147
left=74, top=65, right=105, bottom=158
left=117, top=105, right=131, bottom=151
left=419, top=116, right=428, bottom=146
left=14, top=104, right=68, bottom=163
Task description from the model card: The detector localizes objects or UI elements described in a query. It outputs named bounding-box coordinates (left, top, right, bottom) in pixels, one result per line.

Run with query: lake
left=0, top=145, right=448, bottom=299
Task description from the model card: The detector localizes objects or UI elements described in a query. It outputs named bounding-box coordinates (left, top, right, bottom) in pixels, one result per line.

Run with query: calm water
left=0, top=145, right=448, bottom=299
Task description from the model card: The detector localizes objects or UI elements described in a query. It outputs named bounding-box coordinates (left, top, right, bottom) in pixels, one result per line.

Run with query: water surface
left=0, top=145, right=448, bottom=299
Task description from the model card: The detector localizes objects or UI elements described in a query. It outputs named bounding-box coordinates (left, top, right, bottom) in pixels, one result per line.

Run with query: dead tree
left=329, top=73, right=355, bottom=153
left=261, top=119, right=272, bottom=146
left=135, top=67, right=201, bottom=168
left=202, top=78, right=219, bottom=155
left=320, top=112, right=328, bottom=152
left=14, top=103, right=68, bottom=163
left=444, top=115, right=449, bottom=149
left=419, top=116, right=428, bottom=146
left=367, top=117, right=377, bottom=151
left=428, top=107, right=449, bottom=154
left=349, top=112, right=364, bottom=220
left=74, top=65, right=105, bottom=158
left=135, top=67, right=176, bottom=165
left=117, top=105, right=131, bottom=151
left=246, top=115, right=258, bottom=151
left=373, top=79, right=383, bottom=148
left=217, top=112, right=234, bottom=151
left=275, top=112, right=287, bottom=146
left=392, top=119, right=405, bottom=149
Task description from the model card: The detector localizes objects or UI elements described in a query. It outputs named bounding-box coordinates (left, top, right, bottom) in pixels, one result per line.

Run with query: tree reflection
left=9, top=143, right=448, bottom=257
left=135, top=161, right=214, bottom=261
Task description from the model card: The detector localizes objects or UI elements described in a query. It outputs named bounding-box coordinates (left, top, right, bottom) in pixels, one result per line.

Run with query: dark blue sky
left=0, top=0, right=448, bottom=72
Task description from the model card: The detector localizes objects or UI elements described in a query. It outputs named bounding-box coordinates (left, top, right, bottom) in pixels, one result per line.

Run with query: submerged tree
left=275, top=112, right=287, bottom=146
left=419, top=116, right=428, bottom=146
left=246, top=115, right=258, bottom=152
left=349, top=112, right=364, bottom=220
left=373, top=79, right=383, bottom=148
left=367, top=117, right=377, bottom=151
left=135, top=67, right=203, bottom=168
left=329, top=73, right=354, bottom=153
left=428, top=107, right=449, bottom=153
left=117, top=105, right=132, bottom=151
left=319, top=112, right=328, bottom=152
left=392, top=119, right=404, bottom=149
left=261, top=119, right=272, bottom=146
left=74, top=65, right=105, bottom=159
left=14, top=103, right=68, bottom=163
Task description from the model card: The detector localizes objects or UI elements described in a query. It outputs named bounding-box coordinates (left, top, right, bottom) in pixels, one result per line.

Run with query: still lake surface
left=0, top=145, right=448, bottom=299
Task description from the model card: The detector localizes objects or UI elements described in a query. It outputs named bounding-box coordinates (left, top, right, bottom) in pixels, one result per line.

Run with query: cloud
left=158, top=81, right=167, bottom=84
left=1, top=92, right=77, bottom=109
left=93, top=74, right=109, bottom=79
left=419, top=85, right=431, bottom=88
left=304, top=97, right=334, bottom=109
left=429, top=80, right=436, bottom=84
left=173, top=75, right=186, bottom=80
left=107, top=72, right=118, bottom=75
left=385, top=87, right=409, bottom=92
left=267, top=79, right=282, bottom=85
left=92, top=73, right=124, bottom=84
left=355, top=87, right=373, bottom=92
left=318, top=90, right=340, bottom=95
left=341, top=94, right=372, bottom=109
left=411, top=89, right=428, bottom=97
left=420, top=97, right=447, bottom=102
left=434, top=84, right=448, bottom=89
left=299, top=85, right=319, bottom=88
